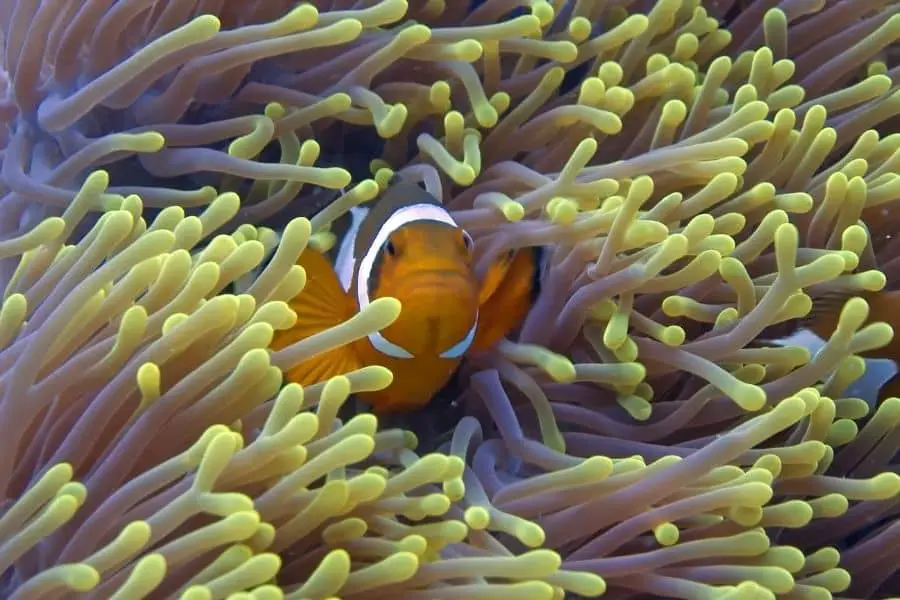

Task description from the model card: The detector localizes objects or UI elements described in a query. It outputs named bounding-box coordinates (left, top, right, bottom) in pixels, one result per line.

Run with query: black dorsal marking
left=529, top=245, right=544, bottom=304
left=353, top=176, right=445, bottom=260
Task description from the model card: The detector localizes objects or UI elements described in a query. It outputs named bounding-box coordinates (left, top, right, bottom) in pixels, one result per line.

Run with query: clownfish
left=271, top=177, right=540, bottom=414
left=803, top=290, right=900, bottom=401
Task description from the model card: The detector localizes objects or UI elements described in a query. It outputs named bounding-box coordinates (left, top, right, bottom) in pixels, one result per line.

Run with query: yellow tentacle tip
left=464, top=506, right=490, bottom=530
left=653, top=522, right=679, bottom=546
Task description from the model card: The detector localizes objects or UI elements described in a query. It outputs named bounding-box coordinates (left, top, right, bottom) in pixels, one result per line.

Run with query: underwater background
left=1, top=1, right=899, bottom=598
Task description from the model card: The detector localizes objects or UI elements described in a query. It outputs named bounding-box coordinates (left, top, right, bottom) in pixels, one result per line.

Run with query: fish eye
left=384, top=240, right=397, bottom=257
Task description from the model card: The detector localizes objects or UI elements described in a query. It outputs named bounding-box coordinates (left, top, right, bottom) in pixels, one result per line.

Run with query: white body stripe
left=335, top=206, right=368, bottom=292
left=439, top=311, right=478, bottom=359
left=370, top=330, right=415, bottom=358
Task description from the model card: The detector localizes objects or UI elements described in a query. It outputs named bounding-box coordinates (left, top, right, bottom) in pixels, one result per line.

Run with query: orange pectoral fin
left=471, top=247, right=537, bottom=353
left=272, top=248, right=362, bottom=385
left=478, top=250, right=514, bottom=306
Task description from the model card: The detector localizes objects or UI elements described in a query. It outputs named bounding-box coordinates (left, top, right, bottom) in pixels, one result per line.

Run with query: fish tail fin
left=272, top=248, right=362, bottom=385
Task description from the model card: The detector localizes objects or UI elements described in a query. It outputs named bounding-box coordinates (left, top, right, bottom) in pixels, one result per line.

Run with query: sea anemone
left=1, top=0, right=899, bottom=598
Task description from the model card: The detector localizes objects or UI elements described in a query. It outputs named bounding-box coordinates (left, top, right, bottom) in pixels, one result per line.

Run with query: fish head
left=369, top=220, right=480, bottom=359
left=344, top=176, right=483, bottom=413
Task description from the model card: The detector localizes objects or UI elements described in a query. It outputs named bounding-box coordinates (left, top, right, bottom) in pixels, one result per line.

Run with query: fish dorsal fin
left=271, top=248, right=362, bottom=386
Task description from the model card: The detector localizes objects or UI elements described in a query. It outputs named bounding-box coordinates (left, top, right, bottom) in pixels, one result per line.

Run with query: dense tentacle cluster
left=0, top=174, right=604, bottom=598
left=1, top=0, right=899, bottom=598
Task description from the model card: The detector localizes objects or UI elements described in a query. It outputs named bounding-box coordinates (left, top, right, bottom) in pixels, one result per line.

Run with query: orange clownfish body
left=272, top=178, right=539, bottom=414
left=804, top=290, right=900, bottom=402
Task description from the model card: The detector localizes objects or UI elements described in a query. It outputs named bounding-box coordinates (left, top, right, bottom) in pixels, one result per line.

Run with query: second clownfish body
left=272, top=177, right=539, bottom=414
left=803, top=289, right=900, bottom=402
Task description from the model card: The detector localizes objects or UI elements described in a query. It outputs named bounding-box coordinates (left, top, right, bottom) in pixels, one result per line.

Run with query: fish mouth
left=386, top=270, right=479, bottom=354
left=394, top=270, right=477, bottom=300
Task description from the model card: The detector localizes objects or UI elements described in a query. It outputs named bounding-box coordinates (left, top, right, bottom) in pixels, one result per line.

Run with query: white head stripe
left=439, top=312, right=479, bottom=359
left=335, top=206, right=368, bottom=292
left=356, top=203, right=458, bottom=311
